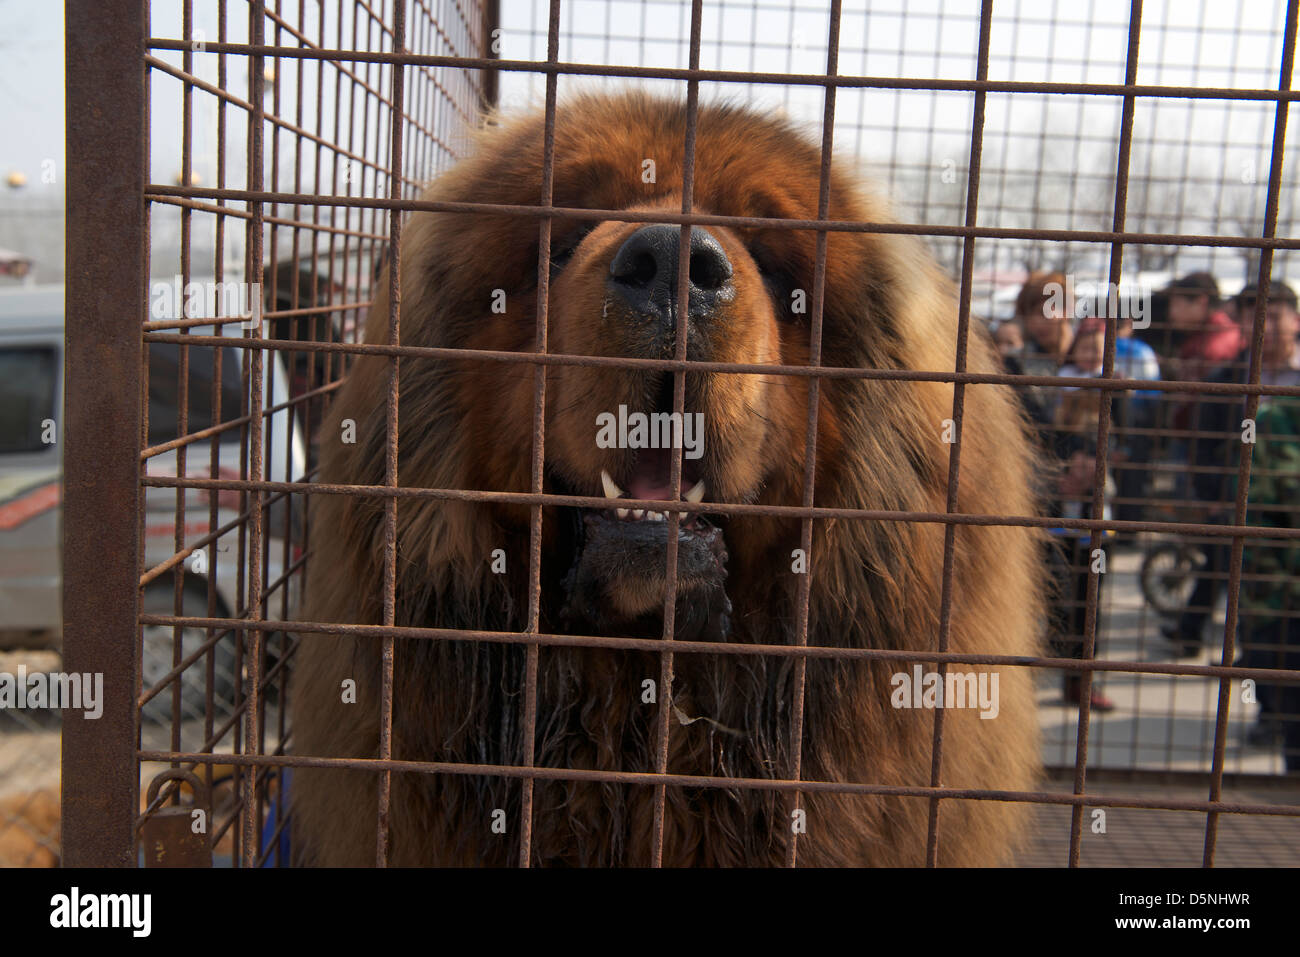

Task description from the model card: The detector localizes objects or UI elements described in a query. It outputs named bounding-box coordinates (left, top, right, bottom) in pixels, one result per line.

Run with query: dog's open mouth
left=555, top=447, right=733, bottom=641
left=596, top=447, right=707, bottom=526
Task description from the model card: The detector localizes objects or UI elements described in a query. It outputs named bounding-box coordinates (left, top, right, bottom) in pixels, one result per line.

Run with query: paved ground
left=1020, top=773, right=1300, bottom=867
left=1036, top=538, right=1288, bottom=775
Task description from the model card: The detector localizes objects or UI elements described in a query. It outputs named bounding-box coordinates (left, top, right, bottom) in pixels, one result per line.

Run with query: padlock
left=138, top=770, right=212, bottom=867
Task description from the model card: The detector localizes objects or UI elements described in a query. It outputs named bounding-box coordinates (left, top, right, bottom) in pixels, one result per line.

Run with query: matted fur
left=289, top=91, right=1045, bottom=867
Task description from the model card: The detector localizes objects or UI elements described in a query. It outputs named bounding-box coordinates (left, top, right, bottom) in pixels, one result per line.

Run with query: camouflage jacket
left=1242, top=395, right=1300, bottom=619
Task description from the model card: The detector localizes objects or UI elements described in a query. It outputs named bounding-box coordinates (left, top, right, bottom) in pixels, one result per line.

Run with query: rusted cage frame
left=106, top=0, right=1300, bottom=868
left=60, top=0, right=1300, bottom=869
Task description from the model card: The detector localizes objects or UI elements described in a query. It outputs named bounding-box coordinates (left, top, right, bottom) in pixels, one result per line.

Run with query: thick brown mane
left=290, top=91, right=1045, bottom=866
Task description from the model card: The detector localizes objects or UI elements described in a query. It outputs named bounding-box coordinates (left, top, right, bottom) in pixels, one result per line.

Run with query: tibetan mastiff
left=289, top=91, right=1044, bottom=866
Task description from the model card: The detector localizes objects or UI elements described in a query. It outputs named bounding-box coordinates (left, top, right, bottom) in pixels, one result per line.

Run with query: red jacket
left=1178, top=311, right=1245, bottom=382
left=1173, top=311, right=1245, bottom=429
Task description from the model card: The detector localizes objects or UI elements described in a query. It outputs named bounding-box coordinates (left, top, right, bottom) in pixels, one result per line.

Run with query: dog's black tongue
left=559, top=511, right=731, bottom=642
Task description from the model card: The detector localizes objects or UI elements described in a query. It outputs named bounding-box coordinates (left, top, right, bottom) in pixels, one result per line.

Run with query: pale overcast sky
left=1, top=0, right=1296, bottom=288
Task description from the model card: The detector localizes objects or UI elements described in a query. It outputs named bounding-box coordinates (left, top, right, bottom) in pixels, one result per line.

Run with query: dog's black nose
left=608, top=225, right=733, bottom=322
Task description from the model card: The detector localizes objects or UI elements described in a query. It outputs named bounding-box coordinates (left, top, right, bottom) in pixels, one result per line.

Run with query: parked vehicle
left=0, top=284, right=306, bottom=729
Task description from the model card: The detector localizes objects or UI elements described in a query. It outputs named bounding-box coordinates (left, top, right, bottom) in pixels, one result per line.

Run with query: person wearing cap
left=1158, top=273, right=1243, bottom=485
left=1239, top=280, right=1300, bottom=388
left=1150, top=273, right=1243, bottom=658
left=1160, top=271, right=1246, bottom=389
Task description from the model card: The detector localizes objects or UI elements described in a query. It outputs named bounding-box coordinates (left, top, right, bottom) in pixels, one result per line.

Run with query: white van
left=0, top=284, right=306, bottom=727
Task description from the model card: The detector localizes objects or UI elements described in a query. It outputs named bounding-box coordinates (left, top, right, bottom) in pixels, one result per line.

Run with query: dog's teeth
left=684, top=482, right=706, bottom=503
left=649, top=511, right=665, bottom=521
left=631, top=509, right=644, bottom=520
left=601, top=470, right=623, bottom=499
left=616, top=507, right=629, bottom=519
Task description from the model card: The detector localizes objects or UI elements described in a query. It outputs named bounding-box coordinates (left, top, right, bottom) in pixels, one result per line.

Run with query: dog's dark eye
left=764, top=273, right=804, bottom=324
left=748, top=241, right=789, bottom=287
left=747, top=242, right=776, bottom=277
left=748, top=243, right=802, bottom=324
left=549, top=222, right=596, bottom=276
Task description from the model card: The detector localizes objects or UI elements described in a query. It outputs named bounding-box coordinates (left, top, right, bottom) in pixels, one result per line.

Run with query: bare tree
left=1118, top=142, right=1187, bottom=274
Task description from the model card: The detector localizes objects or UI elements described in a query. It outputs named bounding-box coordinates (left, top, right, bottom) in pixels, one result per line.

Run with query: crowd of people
left=993, top=270, right=1300, bottom=771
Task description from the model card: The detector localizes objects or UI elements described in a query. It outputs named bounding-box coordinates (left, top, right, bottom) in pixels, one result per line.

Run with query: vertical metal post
left=482, top=0, right=501, bottom=112
left=61, top=0, right=149, bottom=866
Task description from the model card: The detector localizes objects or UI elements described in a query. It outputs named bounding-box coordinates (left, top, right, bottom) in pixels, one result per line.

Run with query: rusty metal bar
left=647, top=0, right=703, bottom=870
left=141, top=185, right=1300, bottom=249
left=784, top=0, right=842, bottom=870
left=239, top=0, right=269, bottom=869
left=138, top=331, right=1300, bottom=396
left=139, top=473, right=1300, bottom=542
left=137, top=612, right=1300, bottom=682
left=1203, top=0, right=1300, bottom=866
left=200, top=0, right=230, bottom=811
left=61, top=0, right=149, bottom=868
left=135, top=748, right=1300, bottom=818
left=517, top=0, right=562, bottom=870
left=171, top=0, right=196, bottom=756
left=924, top=0, right=993, bottom=868
left=141, top=38, right=1300, bottom=103
left=481, top=0, right=500, bottom=110
left=1067, top=0, right=1145, bottom=868
left=375, top=0, right=407, bottom=869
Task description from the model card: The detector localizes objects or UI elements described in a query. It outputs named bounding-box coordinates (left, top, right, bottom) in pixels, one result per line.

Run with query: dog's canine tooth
left=601, top=470, right=623, bottom=499
left=684, top=481, right=706, bottom=503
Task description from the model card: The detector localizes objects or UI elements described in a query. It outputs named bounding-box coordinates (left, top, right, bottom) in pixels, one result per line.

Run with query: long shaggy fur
left=289, top=91, right=1045, bottom=866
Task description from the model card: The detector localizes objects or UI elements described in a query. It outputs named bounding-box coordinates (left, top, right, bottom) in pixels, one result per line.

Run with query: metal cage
left=51, top=0, right=1300, bottom=868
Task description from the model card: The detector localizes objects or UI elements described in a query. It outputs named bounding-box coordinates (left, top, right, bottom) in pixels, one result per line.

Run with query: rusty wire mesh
left=52, top=0, right=1300, bottom=869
